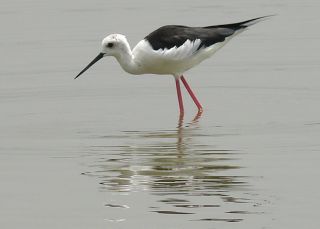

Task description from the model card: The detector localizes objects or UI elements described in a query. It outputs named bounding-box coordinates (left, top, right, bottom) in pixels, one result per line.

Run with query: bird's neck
left=115, top=42, right=142, bottom=75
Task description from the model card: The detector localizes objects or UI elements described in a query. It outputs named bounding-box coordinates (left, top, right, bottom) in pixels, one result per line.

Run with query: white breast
left=131, top=36, right=233, bottom=76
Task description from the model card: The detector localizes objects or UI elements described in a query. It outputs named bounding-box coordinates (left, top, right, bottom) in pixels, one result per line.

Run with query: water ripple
left=80, top=113, right=263, bottom=225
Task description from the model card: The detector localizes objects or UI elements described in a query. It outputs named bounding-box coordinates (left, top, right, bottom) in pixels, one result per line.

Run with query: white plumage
left=75, top=16, right=271, bottom=115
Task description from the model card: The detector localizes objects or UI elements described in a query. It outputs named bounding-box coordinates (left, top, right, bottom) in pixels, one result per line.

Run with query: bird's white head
left=75, top=34, right=131, bottom=79
left=101, top=34, right=130, bottom=58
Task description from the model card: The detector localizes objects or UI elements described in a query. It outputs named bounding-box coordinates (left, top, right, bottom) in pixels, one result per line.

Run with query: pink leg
left=180, top=75, right=203, bottom=111
left=175, top=78, right=184, bottom=115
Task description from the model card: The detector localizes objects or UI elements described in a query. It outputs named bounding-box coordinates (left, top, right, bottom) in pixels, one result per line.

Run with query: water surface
left=1, top=0, right=320, bottom=228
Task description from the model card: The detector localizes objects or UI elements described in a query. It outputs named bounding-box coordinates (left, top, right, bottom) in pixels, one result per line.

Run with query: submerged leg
left=175, top=78, right=184, bottom=115
left=180, top=75, right=203, bottom=111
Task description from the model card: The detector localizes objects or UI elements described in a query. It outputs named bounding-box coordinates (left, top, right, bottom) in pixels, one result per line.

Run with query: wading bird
left=75, top=16, right=271, bottom=116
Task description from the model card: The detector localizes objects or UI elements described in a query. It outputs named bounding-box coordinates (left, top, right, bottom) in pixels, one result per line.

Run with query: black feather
left=145, top=16, right=271, bottom=51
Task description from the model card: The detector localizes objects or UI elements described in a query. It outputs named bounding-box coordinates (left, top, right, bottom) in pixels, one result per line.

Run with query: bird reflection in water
left=82, top=111, right=255, bottom=221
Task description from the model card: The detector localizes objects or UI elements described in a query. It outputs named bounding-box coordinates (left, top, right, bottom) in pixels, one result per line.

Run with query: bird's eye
left=107, top=42, right=114, bottom=48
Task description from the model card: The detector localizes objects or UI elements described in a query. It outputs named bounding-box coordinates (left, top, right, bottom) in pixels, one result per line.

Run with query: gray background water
left=1, top=0, right=320, bottom=228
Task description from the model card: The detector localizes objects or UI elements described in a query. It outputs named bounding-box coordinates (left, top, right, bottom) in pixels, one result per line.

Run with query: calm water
left=1, top=0, right=320, bottom=228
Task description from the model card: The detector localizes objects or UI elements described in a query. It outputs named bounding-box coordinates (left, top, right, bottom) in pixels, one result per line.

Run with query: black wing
left=145, top=16, right=270, bottom=51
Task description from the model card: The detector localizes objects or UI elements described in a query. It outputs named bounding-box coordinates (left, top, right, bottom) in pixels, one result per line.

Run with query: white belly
left=132, top=36, right=238, bottom=76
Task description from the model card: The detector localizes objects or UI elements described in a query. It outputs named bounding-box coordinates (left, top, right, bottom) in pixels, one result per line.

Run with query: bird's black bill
left=75, top=52, right=104, bottom=79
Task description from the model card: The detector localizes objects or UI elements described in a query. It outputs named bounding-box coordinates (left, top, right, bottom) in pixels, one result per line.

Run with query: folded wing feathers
left=154, top=39, right=202, bottom=60
left=144, top=15, right=273, bottom=61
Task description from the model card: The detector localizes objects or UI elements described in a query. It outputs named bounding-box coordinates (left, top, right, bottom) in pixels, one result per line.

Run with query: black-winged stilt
left=75, top=16, right=271, bottom=116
